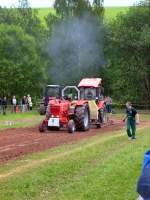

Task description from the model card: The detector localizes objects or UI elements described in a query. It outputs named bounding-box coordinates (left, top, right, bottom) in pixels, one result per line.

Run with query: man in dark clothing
left=123, top=101, right=137, bottom=140
left=21, top=96, right=26, bottom=112
left=1, top=96, right=7, bottom=115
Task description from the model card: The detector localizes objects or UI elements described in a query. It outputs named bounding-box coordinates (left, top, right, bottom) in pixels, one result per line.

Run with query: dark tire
left=74, top=106, right=90, bottom=131
left=39, top=122, right=47, bottom=132
left=68, top=120, right=75, bottom=134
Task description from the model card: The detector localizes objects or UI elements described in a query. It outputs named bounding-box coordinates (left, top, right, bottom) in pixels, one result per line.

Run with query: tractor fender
left=74, top=100, right=88, bottom=106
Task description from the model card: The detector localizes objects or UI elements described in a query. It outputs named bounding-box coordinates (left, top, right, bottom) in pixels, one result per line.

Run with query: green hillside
left=37, top=7, right=129, bottom=23
left=104, top=6, right=129, bottom=21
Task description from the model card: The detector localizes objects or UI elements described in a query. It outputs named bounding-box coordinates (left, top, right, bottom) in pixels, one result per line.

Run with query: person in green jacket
left=123, top=102, right=137, bottom=140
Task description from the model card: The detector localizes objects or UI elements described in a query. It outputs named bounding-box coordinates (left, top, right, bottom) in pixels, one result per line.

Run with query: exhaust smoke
left=48, top=14, right=105, bottom=85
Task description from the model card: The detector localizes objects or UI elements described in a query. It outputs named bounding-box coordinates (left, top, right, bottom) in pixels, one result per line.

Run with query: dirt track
left=0, top=120, right=149, bottom=164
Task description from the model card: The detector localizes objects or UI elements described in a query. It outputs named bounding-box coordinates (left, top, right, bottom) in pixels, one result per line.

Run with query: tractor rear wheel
left=68, top=120, right=75, bottom=134
left=74, top=106, right=90, bottom=131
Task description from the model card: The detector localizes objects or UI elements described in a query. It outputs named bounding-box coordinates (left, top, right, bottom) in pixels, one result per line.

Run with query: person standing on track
left=123, top=101, right=137, bottom=140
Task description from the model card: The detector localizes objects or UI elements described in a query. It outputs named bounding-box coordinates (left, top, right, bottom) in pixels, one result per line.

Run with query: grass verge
left=0, top=111, right=43, bottom=129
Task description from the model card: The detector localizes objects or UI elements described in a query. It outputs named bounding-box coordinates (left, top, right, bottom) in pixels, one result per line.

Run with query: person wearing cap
left=123, top=101, right=137, bottom=140
left=137, top=149, right=150, bottom=200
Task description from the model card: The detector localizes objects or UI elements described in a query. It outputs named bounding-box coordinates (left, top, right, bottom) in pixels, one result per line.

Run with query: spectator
left=12, top=96, right=17, bottom=113
left=1, top=96, right=7, bottom=115
left=27, top=94, right=32, bottom=111
left=25, top=96, right=28, bottom=111
left=104, top=96, right=113, bottom=123
left=21, top=96, right=26, bottom=112
left=137, top=149, right=150, bottom=200
left=105, top=96, right=112, bottom=113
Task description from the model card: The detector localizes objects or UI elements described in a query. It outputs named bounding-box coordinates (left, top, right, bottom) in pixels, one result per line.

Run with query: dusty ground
left=0, top=119, right=149, bottom=164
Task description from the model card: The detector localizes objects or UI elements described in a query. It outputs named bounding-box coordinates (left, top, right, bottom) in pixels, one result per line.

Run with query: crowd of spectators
left=0, top=94, right=32, bottom=115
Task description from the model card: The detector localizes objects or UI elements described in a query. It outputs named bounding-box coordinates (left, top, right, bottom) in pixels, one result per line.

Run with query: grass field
left=36, top=8, right=56, bottom=21
left=0, top=111, right=149, bottom=129
left=37, top=7, right=129, bottom=23
left=0, top=112, right=43, bottom=129
left=0, top=125, right=150, bottom=200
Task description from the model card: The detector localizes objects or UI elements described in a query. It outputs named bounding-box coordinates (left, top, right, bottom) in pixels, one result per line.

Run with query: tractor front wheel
left=68, top=120, right=75, bottom=134
left=39, top=122, right=47, bottom=132
left=74, top=106, right=90, bottom=131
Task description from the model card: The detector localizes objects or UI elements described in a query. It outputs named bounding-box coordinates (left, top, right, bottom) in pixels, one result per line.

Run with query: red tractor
left=39, top=78, right=105, bottom=133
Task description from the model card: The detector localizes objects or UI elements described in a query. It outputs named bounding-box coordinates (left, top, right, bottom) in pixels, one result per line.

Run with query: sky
left=0, top=0, right=138, bottom=8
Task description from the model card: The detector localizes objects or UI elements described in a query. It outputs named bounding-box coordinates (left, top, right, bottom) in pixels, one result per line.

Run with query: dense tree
left=0, top=0, right=51, bottom=98
left=93, top=0, right=104, bottom=17
left=54, top=0, right=89, bottom=18
left=0, top=24, right=47, bottom=97
left=54, top=0, right=104, bottom=18
left=105, top=1, right=150, bottom=104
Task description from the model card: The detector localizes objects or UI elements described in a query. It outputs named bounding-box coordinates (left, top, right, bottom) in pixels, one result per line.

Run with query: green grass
left=35, top=8, right=56, bottom=21
left=36, top=7, right=129, bottom=23
left=104, top=7, right=129, bottom=21
left=0, top=126, right=150, bottom=200
left=0, top=111, right=43, bottom=129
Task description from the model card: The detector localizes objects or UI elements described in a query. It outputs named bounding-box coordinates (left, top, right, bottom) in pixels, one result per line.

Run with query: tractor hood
left=78, top=78, right=102, bottom=88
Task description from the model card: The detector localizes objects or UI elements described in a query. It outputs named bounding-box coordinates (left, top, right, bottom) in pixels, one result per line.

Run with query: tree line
left=0, top=0, right=149, bottom=104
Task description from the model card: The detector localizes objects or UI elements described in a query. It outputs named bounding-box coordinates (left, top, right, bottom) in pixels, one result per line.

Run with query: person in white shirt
left=27, top=94, right=32, bottom=111
left=12, top=96, right=17, bottom=113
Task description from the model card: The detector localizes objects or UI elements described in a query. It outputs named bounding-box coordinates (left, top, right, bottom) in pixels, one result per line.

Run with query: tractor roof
left=78, top=78, right=102, bottom=88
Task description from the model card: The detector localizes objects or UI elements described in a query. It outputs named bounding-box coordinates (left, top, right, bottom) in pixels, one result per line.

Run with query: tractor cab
left=38, top=85, right=62, bottom=115
left=78, top=78, right=104, bottom=100
left=78, top=78, right=105, bottom=125
left=45, top=85, right=62, bottom=99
